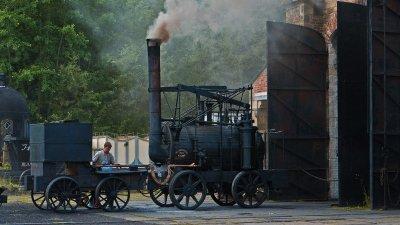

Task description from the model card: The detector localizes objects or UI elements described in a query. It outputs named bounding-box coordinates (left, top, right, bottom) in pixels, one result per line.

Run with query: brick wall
left=252, top=69, right=267, bottom=133
left=286, top=0, right=366, bottom=41
left=253, top=69, right=267, bottom=94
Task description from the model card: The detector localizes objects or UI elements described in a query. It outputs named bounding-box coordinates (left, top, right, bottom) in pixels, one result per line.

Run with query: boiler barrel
left=177, top=125, right=242, bottom=170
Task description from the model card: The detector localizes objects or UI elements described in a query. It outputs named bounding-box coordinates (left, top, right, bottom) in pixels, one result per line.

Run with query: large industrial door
left=337, top=2, right=369, bottom=206
left=266, top=22, right=329, bottom=200
left=371, top=0, right=400, bottom=209
left=337, top=0, right=400, bottom=209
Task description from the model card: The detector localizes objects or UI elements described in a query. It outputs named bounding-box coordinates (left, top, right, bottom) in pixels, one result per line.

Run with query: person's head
left=103, top=142, right=112, bottom=154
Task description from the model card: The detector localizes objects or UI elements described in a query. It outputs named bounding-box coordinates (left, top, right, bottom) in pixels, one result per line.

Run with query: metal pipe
left=147, top=39, right=167, bottom=163
left=241, top=111, right=253, bottom=169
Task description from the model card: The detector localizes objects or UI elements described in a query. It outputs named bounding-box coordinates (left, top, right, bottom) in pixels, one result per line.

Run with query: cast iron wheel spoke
left=155, top=190, right=163, bottom=199
left=169, top=170, right=206, bottom=210
left=191, top=195, right=199, bottom=204
left=185, top=195, right=190, bottom=207
left=177, top=193, right=185, bottom=203
left=45, top=177, right=81, bottom=213
left=192, top=180, right=201, bottom=188
left=116, top=196, right=126, bottom=203
left=31, top=190, right=49, bottom=210
left=150, top=186, right=174, bottom=207
left=114, top=199, right=121, bottom=209
left=95, top=177, right=130, bottom=212
left=232, top=171, right=267, bottom=208
left=209, top=183, right=236, bottom=206
left=34, top=195, right=44, bottom=201
left=163, top=193, right=168, bottom=204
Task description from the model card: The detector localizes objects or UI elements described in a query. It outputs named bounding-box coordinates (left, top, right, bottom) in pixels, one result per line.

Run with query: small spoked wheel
left=150, top=185, right=174, bottom=207
left=169, top=170, right=207, bottom=210
left=95, top=177, right=130, bottom=212
left=232, top=171, right=267, bottom=208
left=45, top=176, right=81, bottom=213
left=81, top=190, right=98, bottom=209
left=31, top=190, right=48, bottom=210
left=209, top=182, right=236, bottom=206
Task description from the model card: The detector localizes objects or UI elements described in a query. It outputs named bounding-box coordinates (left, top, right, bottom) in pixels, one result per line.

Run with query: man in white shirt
left=92, top=142, right=115, bottom=166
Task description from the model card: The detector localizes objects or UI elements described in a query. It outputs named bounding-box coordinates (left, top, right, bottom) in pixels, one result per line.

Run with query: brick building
left=252, top=0, right=367, bottom=199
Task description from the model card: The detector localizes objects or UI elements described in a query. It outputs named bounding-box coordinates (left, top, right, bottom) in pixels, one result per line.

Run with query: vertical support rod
left=382, top=0, right=387, bottom=209
left=367, top=0, right=374, bottom=209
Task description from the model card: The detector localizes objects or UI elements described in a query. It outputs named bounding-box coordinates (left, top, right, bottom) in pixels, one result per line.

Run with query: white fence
left=92, top=135, right=149, bottom=165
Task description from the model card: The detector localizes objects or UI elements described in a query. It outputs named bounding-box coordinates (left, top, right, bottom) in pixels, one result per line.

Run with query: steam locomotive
left=146, top=39, right=284, bottom=210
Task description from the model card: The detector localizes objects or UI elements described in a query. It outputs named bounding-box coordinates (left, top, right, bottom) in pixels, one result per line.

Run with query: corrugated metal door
left=266, top=22, right=329, bottom=200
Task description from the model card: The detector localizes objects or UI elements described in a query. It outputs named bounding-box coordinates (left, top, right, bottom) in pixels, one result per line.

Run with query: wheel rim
left=150, top=185, right=174, bottom=207
left=232, top=171, right=267, bottom=208
left=45, top=177, right=81, bottom=213
left=19, top=169, right=31, bottom=186
left=31, top=190, right=48, bottom=210
left=95, top=177, right=130, bottom=212
left=169, top=170, right=206, bottom=210
left=209, top=183, right=235, bottom=206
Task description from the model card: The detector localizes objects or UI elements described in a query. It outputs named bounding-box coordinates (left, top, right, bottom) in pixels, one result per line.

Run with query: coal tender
left=146, top=39, right=286, bottom=210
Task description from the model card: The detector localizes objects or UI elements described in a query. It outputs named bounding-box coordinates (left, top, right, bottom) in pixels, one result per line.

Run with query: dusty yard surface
left=1, top=197, right=400, bottom=225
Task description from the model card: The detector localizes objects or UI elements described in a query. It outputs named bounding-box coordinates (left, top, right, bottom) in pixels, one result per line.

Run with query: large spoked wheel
left=81, top=190, right=98, bottom=209
left=95, top=177, right=130, bottom=212
left=45, top=177, right=81, bottom=213
left=31, top=190, right=48, bottom=210
left=209, top=182, right=236, bottom=206
left=232, top=171, right=268, bottom=208
left=169, top=170, right=207, bottom=210
left=150, top=185, right=174, bottom=207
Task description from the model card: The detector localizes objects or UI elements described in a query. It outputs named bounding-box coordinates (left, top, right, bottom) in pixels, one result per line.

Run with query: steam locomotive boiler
left=147, top=39, right=284, bottom=210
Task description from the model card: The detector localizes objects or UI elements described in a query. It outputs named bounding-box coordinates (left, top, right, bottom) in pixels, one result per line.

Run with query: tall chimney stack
left=147, top=39, right=167, bottom=163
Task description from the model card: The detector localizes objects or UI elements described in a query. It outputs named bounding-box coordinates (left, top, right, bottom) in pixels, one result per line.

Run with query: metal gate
left=266, top=22, right=329, bottom=200
left=337, top=2, right=369, bottom=206
left=371, top=0, right=400, bottom=209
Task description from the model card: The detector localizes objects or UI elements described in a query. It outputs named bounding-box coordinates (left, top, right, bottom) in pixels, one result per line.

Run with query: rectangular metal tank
left=29, top=122, right=92, bottom=162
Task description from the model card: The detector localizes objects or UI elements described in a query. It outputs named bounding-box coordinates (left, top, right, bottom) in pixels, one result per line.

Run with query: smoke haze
left=70, top=0, right=286, bottom=89
left=148, top=0, right=285, bottom=43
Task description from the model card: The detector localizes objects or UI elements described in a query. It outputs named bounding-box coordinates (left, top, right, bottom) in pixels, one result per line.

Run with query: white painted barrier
left=92, top=135, right=149, bottom=165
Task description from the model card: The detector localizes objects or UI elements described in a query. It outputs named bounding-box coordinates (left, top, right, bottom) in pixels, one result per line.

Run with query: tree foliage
left=0, top=0, right=283, bottom=134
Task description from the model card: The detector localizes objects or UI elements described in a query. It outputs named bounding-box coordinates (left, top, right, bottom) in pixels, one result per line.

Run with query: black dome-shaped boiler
left=0, top=73, right=29, bottom=151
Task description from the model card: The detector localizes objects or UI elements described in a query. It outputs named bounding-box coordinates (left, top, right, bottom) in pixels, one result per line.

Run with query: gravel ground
left=0, top=202, right=153, bottom=225
left=1, top=198, right=400, bottom=225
